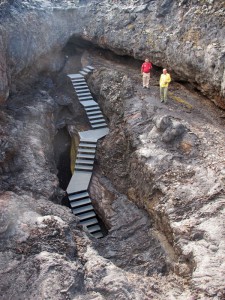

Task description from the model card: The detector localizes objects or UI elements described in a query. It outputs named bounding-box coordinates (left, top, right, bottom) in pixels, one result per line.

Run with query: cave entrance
left=54, top=126, right=72, bottom=194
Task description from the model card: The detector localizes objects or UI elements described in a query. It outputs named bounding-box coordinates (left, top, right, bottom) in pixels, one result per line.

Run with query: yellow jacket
left=159, top=73, right=171, bottom=87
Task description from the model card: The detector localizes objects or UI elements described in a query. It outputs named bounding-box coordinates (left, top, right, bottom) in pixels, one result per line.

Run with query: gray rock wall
left=88, top=67, right=225, bottom=298
left=82, top=0, right=225, bottom=107
left=0, top=31, right=8, bottom=103
left=0, top=0, right=224, bottom=107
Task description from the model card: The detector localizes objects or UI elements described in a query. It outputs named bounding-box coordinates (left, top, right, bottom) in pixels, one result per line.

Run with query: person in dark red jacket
left=141, top=58, right=153, bottom=88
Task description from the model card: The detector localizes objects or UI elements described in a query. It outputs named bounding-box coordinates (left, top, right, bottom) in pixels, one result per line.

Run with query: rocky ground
left=87, top=49, right=225, bottom=298
left=0, top=0, right=225, bottom=299
left=1, top=47, right=224, bottom=299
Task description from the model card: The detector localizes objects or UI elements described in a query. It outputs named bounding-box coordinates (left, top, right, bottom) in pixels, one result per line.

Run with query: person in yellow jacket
left=159, top=69, right=171, bottom=103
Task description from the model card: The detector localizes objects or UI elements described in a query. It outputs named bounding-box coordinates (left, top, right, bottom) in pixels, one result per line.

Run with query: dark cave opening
left=64, top=38, right=186, bottom=87
left=63, top=36, right=176, bottom=92
left=53, top=126, right=72, bottom=192
left=63, top=34, right=158, bottom=72
left=63, top=35, right=96, bottom=56
left=96, top=215, right=108, bottom=237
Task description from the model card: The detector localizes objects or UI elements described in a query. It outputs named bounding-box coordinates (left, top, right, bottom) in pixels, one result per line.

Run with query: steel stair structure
left=66, top=66, right=109, bottom=239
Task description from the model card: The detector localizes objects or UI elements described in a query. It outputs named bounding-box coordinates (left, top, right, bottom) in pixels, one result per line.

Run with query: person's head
left=163, top=69, right=167, bottom=74
left=145, top=58, right=149, bottom=62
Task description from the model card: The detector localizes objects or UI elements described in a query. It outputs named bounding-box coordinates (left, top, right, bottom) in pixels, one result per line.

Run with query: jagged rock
left=0, top=35, right=8, bottom=104
left=90, top=174, right=168, bottom=276
left=0, top=0, right=224, bottom=107
left=0, top=1, right=224, bottom=299
left=89, top=67, right=225, bottom=298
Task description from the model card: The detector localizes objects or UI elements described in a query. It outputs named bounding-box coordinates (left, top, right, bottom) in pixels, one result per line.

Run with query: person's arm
left=167, top=74, right=171, bottom=84
left=141, top=64, right=143, bottom=74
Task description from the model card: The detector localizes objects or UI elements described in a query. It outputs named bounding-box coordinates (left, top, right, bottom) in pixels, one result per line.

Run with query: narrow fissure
left=1, top=2, right=224, bottom=298
left=8, top=36, right=217, bottom=277
left=53, top=39, right=194, bottom=257
left=53, top=126, right=72, bottom=192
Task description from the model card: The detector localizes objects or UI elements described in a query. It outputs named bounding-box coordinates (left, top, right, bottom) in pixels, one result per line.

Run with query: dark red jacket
left=141, top=62, right=152, bottom=73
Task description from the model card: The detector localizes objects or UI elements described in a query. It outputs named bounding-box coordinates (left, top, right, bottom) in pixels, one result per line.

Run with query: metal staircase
left=66, top=66, right=108, bottom=239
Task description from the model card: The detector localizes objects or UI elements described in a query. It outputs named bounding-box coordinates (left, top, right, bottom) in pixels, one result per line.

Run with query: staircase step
left=70, top=197, right=91, bottom=208
left=79, top=98, right=94, bottom=102
left=83, top=67, right=92, bottom=73
left=76, top=92, right=92, bottom=96
left=86, top=110, right=102, bottom=116
left=68, top=191, right=89, bottom=201
left=75, top=161, right=94, bottom=167
left=88, top=224, right=101, bottom=233
left=76, top=159, right=94, bottom=165
left=78, top=97, right=94, bottom=103
left=73, top=204, right=94, bottom=215
left=86, top=65, right=95, bottom=71
left=77, top=153, right=95, bottom=159
left=90, top=119, right=105, bottom=125
left=81, top=100, right=98, bottom=107
left=76, top=210, right=96, bottom=220
left=77, top=92, right=91, bottom=96
left=69, top=74, right=84, bottom=79
left=79, top=142, right=96, bottom=148
left=75, top=87, right=89, bottom=92
left=85, top=103, right=99, bottom=108
left=74, top=169, right=93, bottom=177
left=74, top=86, right=90, bottom=94
left=78, top=148, right=96, bottom=154
left=76, top=88, right=90, bottom=93
left=75, top=165, right=93, bottom=171
left=80, top=70, right=88, bottom=74
left=85, top=106, right=99, bottom=112
left=77, top=94, right=91, bottom=98
left=74, top=88, right=88, bottom=92
left=92, top=123, right=107, bottom=129
left=80, top=217, right=98, bottom=227
left=71, top=78, right=85, bottom=83
left=72, top=78, right=86, bottom=82
left=80, top=139, right=96, bottom=144
left=78, top=95, right=93, bottom=100
left=80, top=71, right=88, bottom=76
left=73, top=84, right=87, bottom=88
left=88, top=115, right=104, bottom=120
left=74, top=87, right=88, bottom=91
left=72, top=80, right=88, bottom=87
left=79, top=98, right=93, bottom=102
left=92, top=231, right=104, bottom=239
